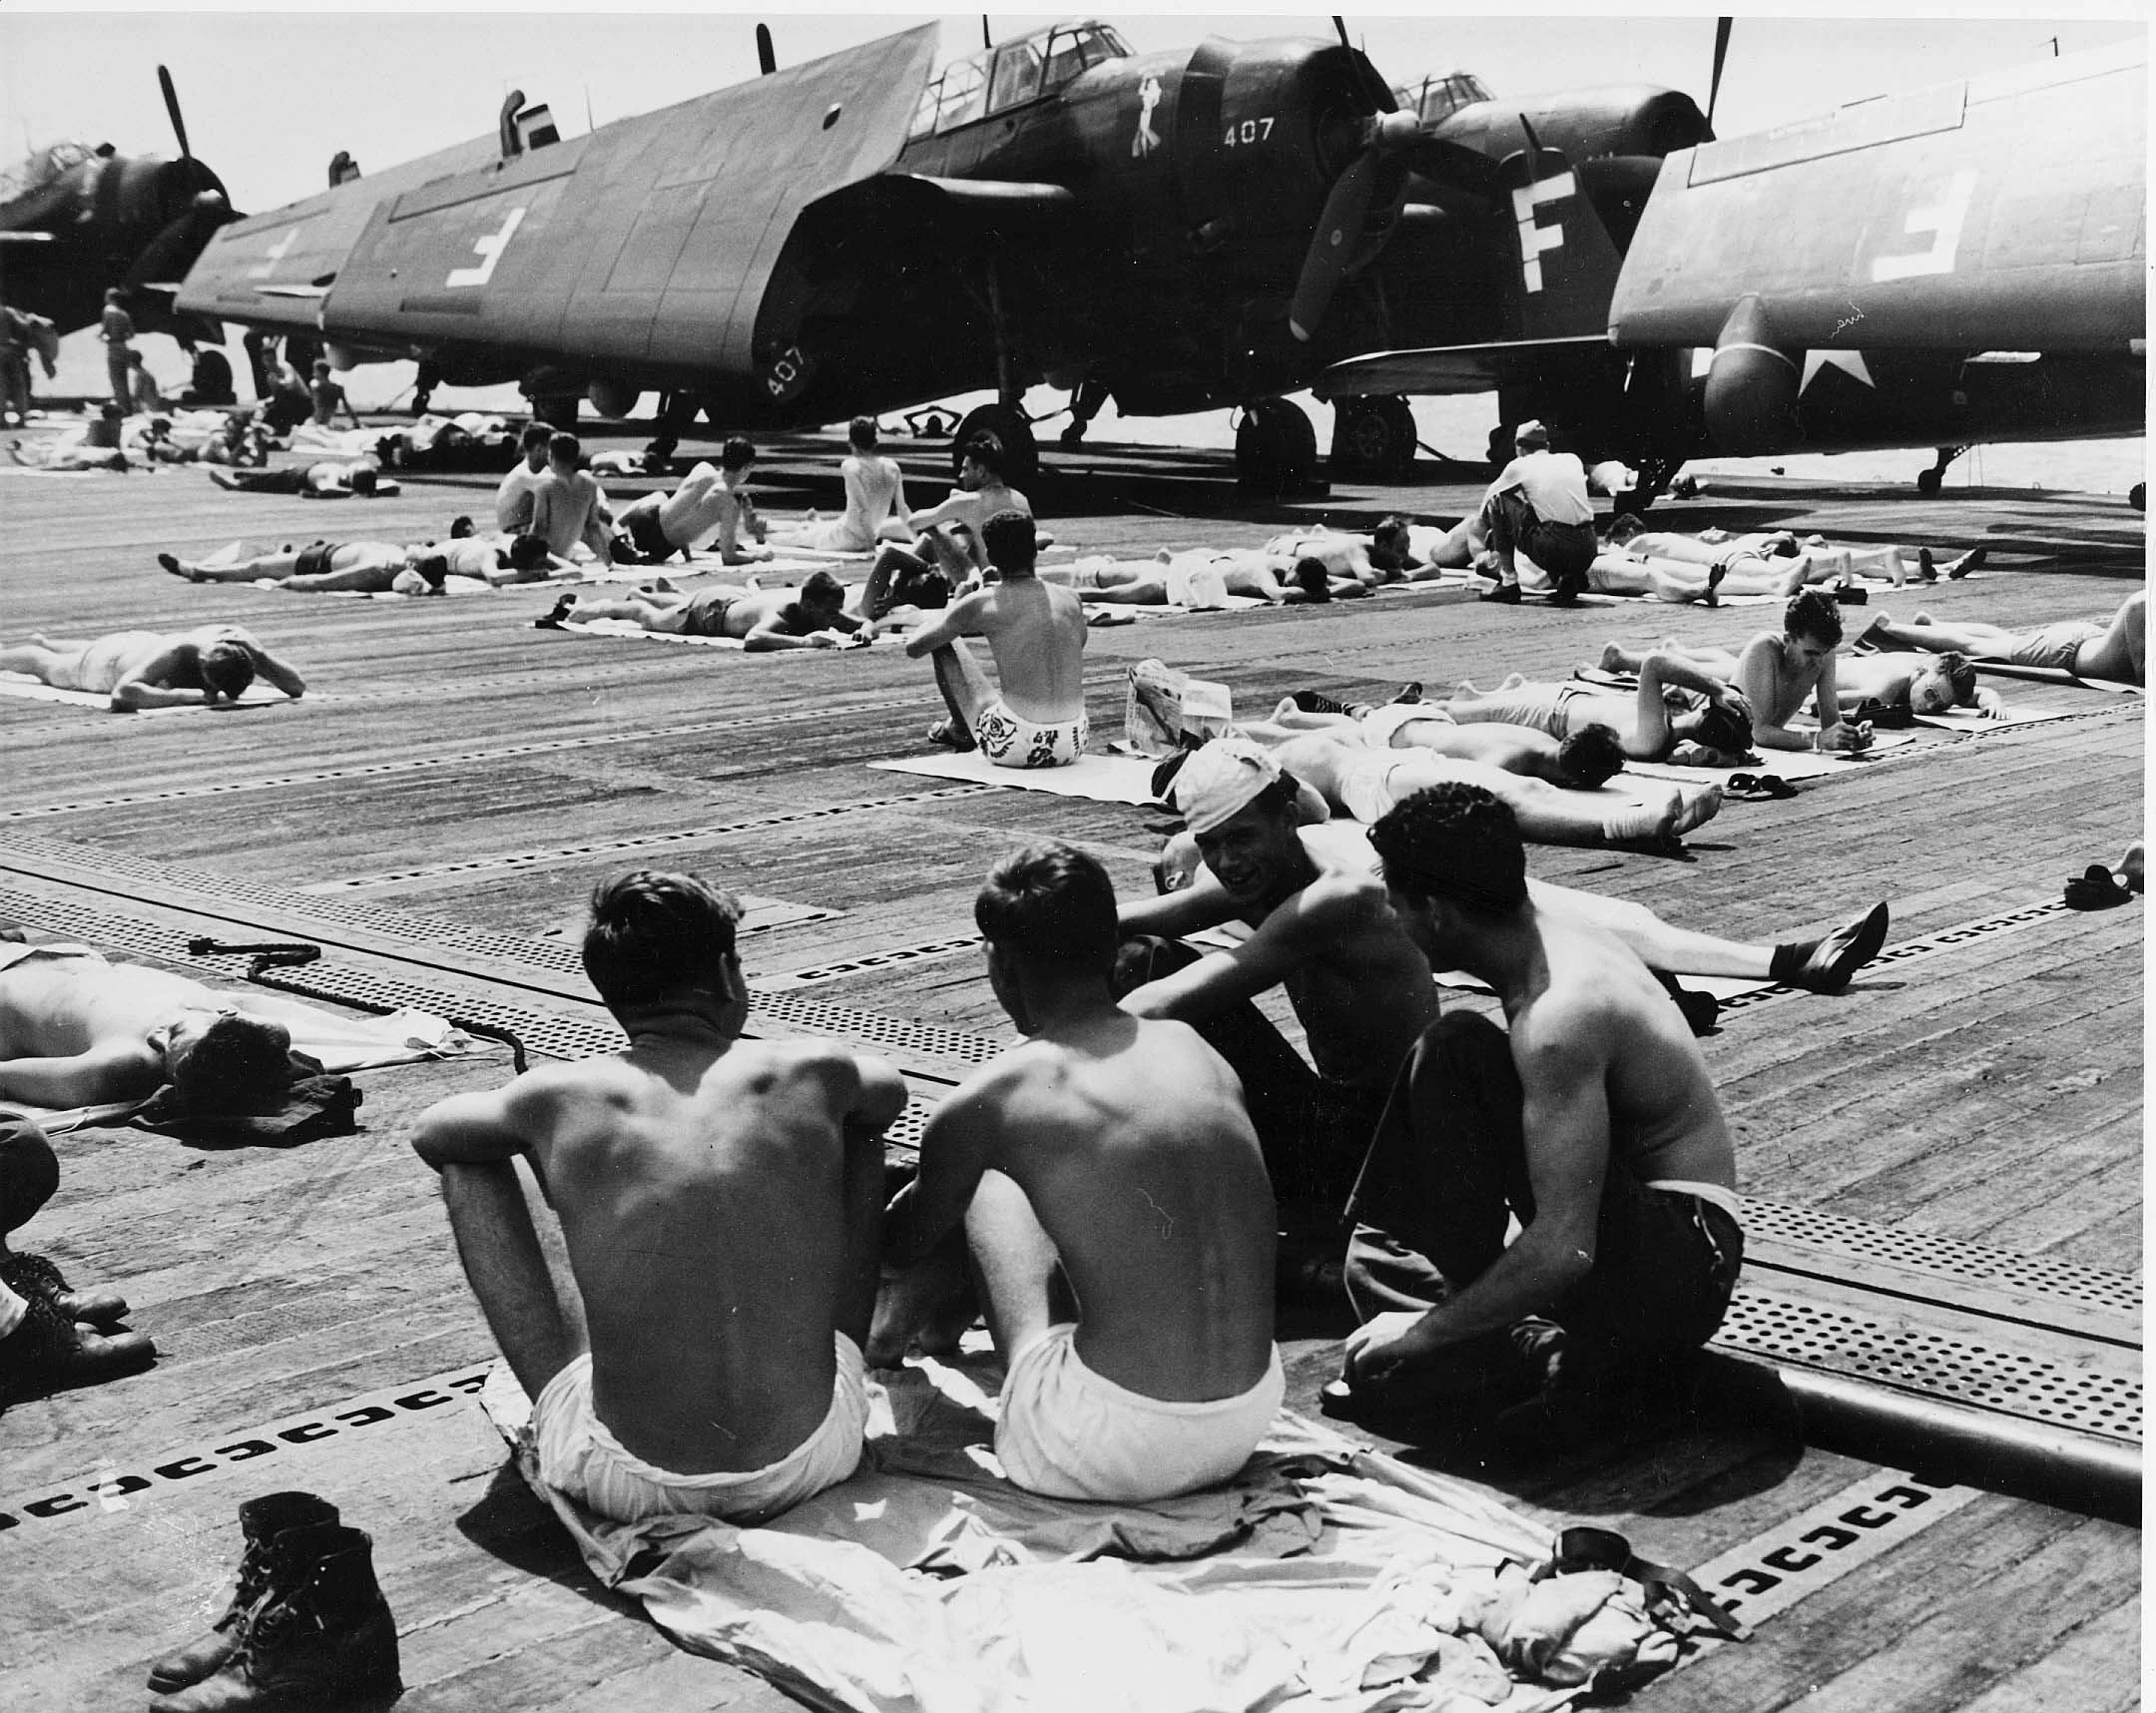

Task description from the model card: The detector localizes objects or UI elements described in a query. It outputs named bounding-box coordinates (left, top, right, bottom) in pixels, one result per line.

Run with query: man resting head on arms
left=880, top=844, right=1282, bottom=1501
left=412, top=870, right=906, bottom=1525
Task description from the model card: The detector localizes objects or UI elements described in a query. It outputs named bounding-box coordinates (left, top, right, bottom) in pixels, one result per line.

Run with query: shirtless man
left=528, top=432, right=614, bottom=568
left=542, top=571, right=869, bottom=652
left=1855, top=592, right=2146, bottom=687
left=1127, top=743, right=1885, bottom=1237
left=1269, top=732, right=1723, bottom=848
left=1600, top=641, right=2001, bottom=721
left=908, top=511, right=1088, bottom=767
left=1261, top=526, right=1389, bottom=591
left=0, top=625, right=305, bottom=712
left=1340, top=784, right=1743, bottom=1450
left=161, top=533, right=559, bottom=594
left=495, top=423, right=555, bottom=533
left=1444, top=656, right=1756, bottom=768
left=1247, top=697, right=1629, bottom=791
left=308, top=360, right=361, bottom=430
left=1615, top=521, right=1984, bottom=588
left=880, top=845, right=1281, bottom=1500
left=0, top=942, right=294, bottom=1110
left=411, top=870, right=906, bottom=1525
left=863, top=435, right=1032, bottom=611
left=1724, top=591, right=1871, bottom=755
left=208, top=457, right=394, bottom=498
left=612, top=438, right=771, bottom=566
left=769, top=418, right=909, bottom=553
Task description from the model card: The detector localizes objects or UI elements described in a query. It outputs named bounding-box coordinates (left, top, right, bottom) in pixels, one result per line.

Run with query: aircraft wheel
left=952, top=403, right=1039, bottom=489
left=1487, top=424, right=1515, bottom=473
left=1330, top=397, right=1415, bottom=480
left=533, top=393, right=581, bottom=430
left=2131, top=482, right=2145, bottom=513
left=1238, top=397, right=1318, bottom=496
left=1915, top=465, right=1942, bottom=497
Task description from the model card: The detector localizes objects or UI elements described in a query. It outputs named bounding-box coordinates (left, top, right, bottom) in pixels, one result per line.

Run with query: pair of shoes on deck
left=1725, top=773, right=1798, bottom=802
left=0, top=1251, right=154, bottom=1403
left=147, top=1492, right=401, bottom=1711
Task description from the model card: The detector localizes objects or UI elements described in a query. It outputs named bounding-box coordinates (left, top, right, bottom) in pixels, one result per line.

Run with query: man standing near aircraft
left=907, top=511, right=1087, bottom=767
left=100, top=289, right=136, bottom=416
left=1479, top=420, right=1595, bottom=605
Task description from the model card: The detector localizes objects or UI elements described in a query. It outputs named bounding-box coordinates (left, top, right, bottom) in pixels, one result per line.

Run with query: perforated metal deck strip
left=0, top=884, right=934, bottom=1152
left=1714, top=1284, right=2141, bottom=1444
left=297, top=787, right=1001, bottom=891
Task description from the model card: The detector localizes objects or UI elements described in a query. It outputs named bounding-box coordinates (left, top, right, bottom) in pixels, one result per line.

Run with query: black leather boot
left=146, top=1493, right=341, bottom=1693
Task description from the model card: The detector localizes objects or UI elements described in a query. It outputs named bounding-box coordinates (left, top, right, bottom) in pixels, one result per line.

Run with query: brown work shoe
left=148, top=1492, right=341, bottom=1693
left=0, top=1291, right=155, bottom=1403
left=1, top=1249, right=129, bottom=1327
left=149, top=1523, right=400, bottom=1711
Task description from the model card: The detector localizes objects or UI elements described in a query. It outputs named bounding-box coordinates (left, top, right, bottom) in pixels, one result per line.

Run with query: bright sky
left=1, top=8, right=2141, bottom=216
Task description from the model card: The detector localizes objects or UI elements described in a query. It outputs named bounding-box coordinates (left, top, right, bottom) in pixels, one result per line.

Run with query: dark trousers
left=0, top=1116, right=59, bottom=1240
left=1482, top=490, right=1598, bottom=579
left=1345, top=1013, right=1742, bottom=1389
left=1113, top=935, right=1388, bottom=1226
left=106, top=348, right=133, bottom=415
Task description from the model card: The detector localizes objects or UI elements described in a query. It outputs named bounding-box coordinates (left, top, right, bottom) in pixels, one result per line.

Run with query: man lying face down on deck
left=539, top=570, right=870, bottom=651
left=877, top=844, right=1283, bottom=1501
left=1337, top=785, right=1744, bottom=1453
left=1119, top=742, right=1886, bottom=1270
left=0, top=942, right=294, bottom=1111
left=412, top=871, right=908, bottom=1525
left=0, top=625, right=306, bottom=712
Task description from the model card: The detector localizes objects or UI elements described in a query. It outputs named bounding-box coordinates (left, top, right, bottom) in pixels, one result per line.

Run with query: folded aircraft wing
left=1608, top=40, right=2145, bottom=353
left=1317, top=334, right=1608, bottom=398
left=176, top=137, right=500, bottom=331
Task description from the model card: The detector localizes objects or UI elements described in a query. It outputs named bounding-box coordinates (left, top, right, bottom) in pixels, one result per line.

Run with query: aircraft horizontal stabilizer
left=1317, top=335, right=1608, bottom=399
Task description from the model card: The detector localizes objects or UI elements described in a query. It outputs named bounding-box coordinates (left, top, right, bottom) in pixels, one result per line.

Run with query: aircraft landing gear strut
left=1237, top=397, right=1321, bottom=498
left=1916, top=445, right=1966, bottom=497
left=1614, top=456, right=1687, bottom=517
left=1059, top=379, right=1109, bottom=448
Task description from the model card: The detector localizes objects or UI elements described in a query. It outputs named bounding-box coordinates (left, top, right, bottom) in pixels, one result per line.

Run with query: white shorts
left=1336, top=752, right=1417, bottom=824
left=973, top=702, right=1088, bottom=769
left=1359, top=701, right=1452, bottom=749
left=533, top=1333, right=867, bottom=1526
left=1164, top=562, right=1230, bottom=610
left=995, top=1325, right=1284, bottom=1502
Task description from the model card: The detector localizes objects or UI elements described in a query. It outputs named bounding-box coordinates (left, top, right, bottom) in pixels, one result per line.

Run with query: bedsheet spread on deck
left=484, top=1350, right=1687, bottom=1712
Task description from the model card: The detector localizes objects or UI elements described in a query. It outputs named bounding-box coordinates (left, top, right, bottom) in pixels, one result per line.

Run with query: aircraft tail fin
left=1496, top=138, right=1634, bottom=345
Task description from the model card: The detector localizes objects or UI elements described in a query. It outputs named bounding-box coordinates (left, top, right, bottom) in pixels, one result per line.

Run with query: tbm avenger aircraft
left=174, top=19, right=1702, bottom=492
left=1325, top=37, right=2147, bottom=507
left=0, top=68, right=237, bottom=341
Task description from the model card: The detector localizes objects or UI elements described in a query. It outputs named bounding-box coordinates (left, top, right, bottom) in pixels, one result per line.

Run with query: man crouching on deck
left=881, top=844, right=1283, bottom=1500
left=412, top=870, right=906, bottom=1524
left=1340, top=785, right=1743, bottom=1452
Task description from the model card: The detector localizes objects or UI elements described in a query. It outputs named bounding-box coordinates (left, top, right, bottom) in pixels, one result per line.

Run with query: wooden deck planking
left=1, top=427, right=2141, bottom=1711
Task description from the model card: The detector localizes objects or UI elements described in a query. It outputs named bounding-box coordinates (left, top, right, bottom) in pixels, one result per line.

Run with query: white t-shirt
left=1488, top=450, right=1593, bottom=527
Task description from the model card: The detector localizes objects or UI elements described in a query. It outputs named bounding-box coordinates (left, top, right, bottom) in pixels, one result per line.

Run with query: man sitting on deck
left=495, top=422, right=556, bottom=533
left=1855, top=593, right=2147, bottom=687
left=767, top=417, right=910, bottom=554
left=540, top=571, right=869, bottom=652
left=879, top=844, right=1282, bottom=1500
left=0, top=625, right=306, bottom=712
left=908, top=511, right=1089, bottom=767
left=0, top=942, right=295, bottom=1111
left=1338, top=784, right=1744, bottom=1451
left=412, top=870, right=907, bottom=1525
left=862, top=434, right=1032, bottom=609
left=528, top=432, right=615, bottom=570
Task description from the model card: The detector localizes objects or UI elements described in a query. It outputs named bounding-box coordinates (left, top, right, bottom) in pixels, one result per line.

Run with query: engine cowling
left=586, top=378, right=643, bottom=419
left=1703, top=294, right=1801, bottom=454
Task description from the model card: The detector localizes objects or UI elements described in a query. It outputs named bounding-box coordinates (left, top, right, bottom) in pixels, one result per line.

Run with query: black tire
left=1238, top=397, right=1317, bottom=496
left=1487, top=424, right=1514, bottom=473
left=533, top=393, right=581, bottom=430
left=1377, top=396, right=1419, bottom=479
left=1330, top=399, right=1402, bottom=480
left=1915, top=466, right=1942, bottom=497
left=952, top=402, right=1039, bottom=488
left=2131, top=482, right=2145, bottom=513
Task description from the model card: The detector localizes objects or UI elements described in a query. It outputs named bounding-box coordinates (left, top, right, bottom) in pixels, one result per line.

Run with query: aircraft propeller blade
left=159, top=64, right=192, bottom=159
left=1289, top=110, right=1418, bottom=341
left=1333, top=16, right=1350, bottom=50
left=756, top=24, right=776, bottom=76
left=1400, top=135, right=1508, bottom=202
left=1708, top=16, right=1732, bottom=133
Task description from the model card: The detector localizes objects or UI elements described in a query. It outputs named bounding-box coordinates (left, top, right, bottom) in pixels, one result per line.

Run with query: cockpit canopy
left=1391, top=72, right=1495, bottom=128
left=910, top=21, right=1133, bottom=138
left=0, top=140, right=104, bottom=209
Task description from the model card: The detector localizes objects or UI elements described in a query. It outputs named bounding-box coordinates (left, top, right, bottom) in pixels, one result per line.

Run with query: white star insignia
left=1802, top=349, right=1876, bottom=392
